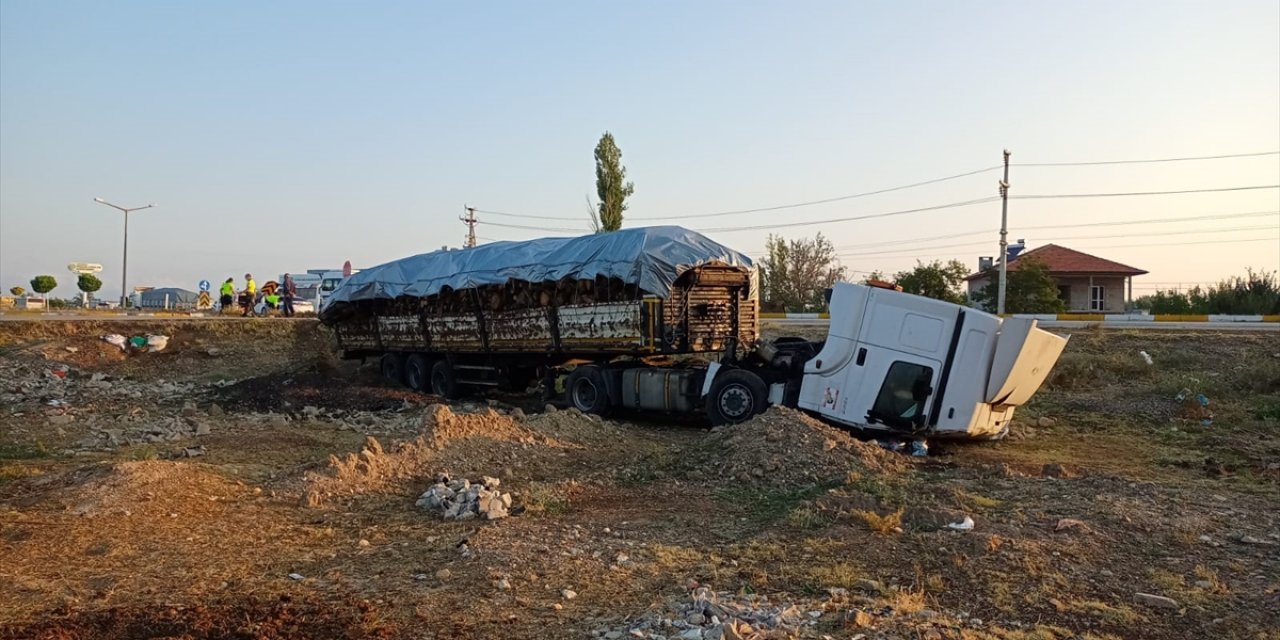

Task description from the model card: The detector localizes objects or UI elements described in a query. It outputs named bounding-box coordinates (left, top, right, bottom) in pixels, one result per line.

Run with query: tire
left=380, top=353, right=405, bottom=386
left=706, top=368, right=768, bottom=426
left=430, top=360, right=460, bottom=399
left=404, top=354, right=432, bottom=392
left=565, top=365, right=611, bottom=416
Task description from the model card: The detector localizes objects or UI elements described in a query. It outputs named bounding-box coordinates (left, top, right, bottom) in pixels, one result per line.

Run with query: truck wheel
left=430, top=360, right=460, bottom=399
left=380, top=353, right=405, bottom=386
left=566, top=365, right=611, bottom=416
left=706, top=369, right=768, bottom=426
left=404, top=354, right=432, bottom=392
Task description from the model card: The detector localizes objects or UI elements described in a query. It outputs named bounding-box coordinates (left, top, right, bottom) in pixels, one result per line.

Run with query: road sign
left=197, top=291, right=212, bottom=309
left=199, top=279, right=211, bottom=292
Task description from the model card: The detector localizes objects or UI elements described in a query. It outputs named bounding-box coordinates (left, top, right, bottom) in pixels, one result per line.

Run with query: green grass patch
left=0, top=442, right=50, bottom=460
left=715, top=483, right=836, bottom=526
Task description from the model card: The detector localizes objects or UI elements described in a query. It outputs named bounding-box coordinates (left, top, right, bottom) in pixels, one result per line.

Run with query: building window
left=1090, top=285, right=1105, bottom=311
left=1058, top=285, right=1071, bottom=306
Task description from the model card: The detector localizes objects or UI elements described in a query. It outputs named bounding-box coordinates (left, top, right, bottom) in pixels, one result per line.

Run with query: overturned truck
left=322, top=226, right=1067, bottom=438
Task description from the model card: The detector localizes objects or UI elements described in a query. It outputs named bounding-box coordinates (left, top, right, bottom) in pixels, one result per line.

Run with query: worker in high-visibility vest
left=241, top=273, right=257, bottom=316
left=219, top=278, right=235, bottom=311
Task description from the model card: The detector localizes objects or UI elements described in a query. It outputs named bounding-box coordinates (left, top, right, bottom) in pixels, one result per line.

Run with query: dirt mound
left=1, top=596, right=399, bottom=640
left=303, top=405, right=620, bottom=505
left=33, top=460, right=244, bottom=517
left=706, top=407, right=908, bottom=486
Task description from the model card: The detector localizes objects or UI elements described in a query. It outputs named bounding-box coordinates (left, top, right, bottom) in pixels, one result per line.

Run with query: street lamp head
left=94, top=197, right=105, bottom=203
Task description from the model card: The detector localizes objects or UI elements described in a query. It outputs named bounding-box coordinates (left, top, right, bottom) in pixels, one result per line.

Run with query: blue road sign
left=199, top=279, right=211, bottom=292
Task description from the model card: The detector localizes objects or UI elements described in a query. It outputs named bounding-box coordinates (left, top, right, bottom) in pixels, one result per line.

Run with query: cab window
left=869, top=361, right=934, bottom=429
left=321, top=278, right=340, bottom=292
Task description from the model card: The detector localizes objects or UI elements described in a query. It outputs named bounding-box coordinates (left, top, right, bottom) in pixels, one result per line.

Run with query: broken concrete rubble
left=416, top=473, right=514, bottom=521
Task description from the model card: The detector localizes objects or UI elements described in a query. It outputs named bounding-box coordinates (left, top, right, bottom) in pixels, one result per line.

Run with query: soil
left=1, top=319, right=1278, bottom=639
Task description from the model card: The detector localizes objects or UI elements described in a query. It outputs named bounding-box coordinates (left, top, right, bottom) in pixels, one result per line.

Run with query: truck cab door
left=844, top=348, right=941, bottom=431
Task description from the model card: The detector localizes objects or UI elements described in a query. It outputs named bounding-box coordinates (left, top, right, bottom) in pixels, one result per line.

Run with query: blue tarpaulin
left=325, top=226, right=752, bottom=306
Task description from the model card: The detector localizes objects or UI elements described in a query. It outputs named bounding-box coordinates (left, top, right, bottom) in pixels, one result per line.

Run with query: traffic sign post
left=199, top=280, right=211, bottom=292
left=197, top=291, right=212, bottom=310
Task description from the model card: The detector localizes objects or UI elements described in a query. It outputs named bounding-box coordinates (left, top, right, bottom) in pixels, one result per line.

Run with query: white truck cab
left=796, top=282, right=1067, bottom=439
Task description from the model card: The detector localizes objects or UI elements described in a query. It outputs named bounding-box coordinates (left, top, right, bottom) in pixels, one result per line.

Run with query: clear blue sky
left=2, top=0, right=1277, bottom=299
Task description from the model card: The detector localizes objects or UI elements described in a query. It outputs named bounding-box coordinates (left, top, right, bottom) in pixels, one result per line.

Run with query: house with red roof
left=965, top=244, right=1148, bottom=313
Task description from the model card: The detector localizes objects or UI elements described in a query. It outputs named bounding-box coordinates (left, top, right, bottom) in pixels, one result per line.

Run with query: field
left=1, top=319, right=1277, bottom=640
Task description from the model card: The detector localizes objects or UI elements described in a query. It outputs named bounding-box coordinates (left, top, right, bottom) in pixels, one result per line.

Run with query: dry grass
left=852, top=508, right=903, bottom=535
left=806, top=562, right=863, bottom=590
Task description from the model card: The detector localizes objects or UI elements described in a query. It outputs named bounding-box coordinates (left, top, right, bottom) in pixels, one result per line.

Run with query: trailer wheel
left=706, top=369, right=768, bottom=426
left=404, top=354, right=432, bottom=392
left=430, top=360, right=460, bottom=399
left=380, top=353, right=405, bottom=386
left=566, top=365, right=611, bottom=416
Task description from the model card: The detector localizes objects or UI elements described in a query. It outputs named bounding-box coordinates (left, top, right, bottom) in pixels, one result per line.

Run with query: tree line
left=759, top=232, right=1278, bottom=314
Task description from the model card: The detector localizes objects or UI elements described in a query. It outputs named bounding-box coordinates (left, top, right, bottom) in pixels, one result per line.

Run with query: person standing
left=219, top=277, right=235, bottom=312
left=281, top=273, right=297, bottom=317
left=241, top=273, right=257, bottom=317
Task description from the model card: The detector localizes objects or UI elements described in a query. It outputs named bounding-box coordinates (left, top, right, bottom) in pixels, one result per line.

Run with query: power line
left=837, top=235, right=1278, bottom=260
left=833, top=210, right=1280, bottom=251
left=473, top=208, right=585, bottom=221
left=697, top=196, right=1001, bottom=233
left=1016, top=150, right=1280, bottom=167
left=476, top=219, right=586, bottom=233
left=837, top=225, right=1278, bottom=258
left=1014, top=184, right=1279, bottom=199
left=633, top=166, right=1002, bottom=220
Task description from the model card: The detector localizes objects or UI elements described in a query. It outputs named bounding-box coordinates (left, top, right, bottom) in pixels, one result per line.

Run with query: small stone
left=195, top=422, right=212, bottom=436
left=544, top=404, right=558, bottom=413
left=1194, top=580, right=1213, bottom=589
left=685, top=613, right=706, bottom=625
left=562, top=589, right=577, bottom=600
left=359, top=539, right=370, bottom=547
left=497, top=577, right=511, bottom=590
left=854, top=579, right=882, bottom=593
left=436, top=568, right=452, bottom=581
left=1037, top=416, right=1055, bottom=427
left=510, top=408, right=526, bottom=422
left=208, top=404, right=224, bottom=416
left=1134, top=592, right=1179, bottom=609
left=48, top=414, right=74, bottom=426
left=680, top=630, right=704, bottom=640
left=552, top=603, right=563, bottom=611
left=288, top=573, right=305, bottom=581
left=604, top=632, right=623, bottom=640
left=302, top=405, right=321, bottom=418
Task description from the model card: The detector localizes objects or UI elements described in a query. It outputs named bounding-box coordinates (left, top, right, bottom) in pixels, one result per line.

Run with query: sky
left=2, top=0, right=1278, bottom=300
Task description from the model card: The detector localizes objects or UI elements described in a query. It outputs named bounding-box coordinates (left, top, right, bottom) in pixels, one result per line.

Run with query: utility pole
left=996, top=149, right=1011, bottom=316
left=461, top=206, right=478, bottom=248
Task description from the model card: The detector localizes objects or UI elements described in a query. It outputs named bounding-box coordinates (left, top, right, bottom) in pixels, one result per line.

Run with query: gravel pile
left=600, top=587, right=806, bottom=639
left=415, top=473, right=513, bottom=520
left=705, top=407, right=907, bottom=487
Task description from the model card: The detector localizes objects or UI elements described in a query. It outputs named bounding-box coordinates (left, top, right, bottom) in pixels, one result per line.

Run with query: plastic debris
left=876, top=439, right=905, bottom=453
left=1198, top=394, right=1212, bottom=427
left=1139, top=351, right=1153, bottom=366
left=947, top=516, right=975, bottom=531
left=102, top=334, right=128, bottom=351
left=146, top=335, right=170, bottom=352
left=288, top=573, right=305, bottom=581
left=910, top=439, right=929, bottom=457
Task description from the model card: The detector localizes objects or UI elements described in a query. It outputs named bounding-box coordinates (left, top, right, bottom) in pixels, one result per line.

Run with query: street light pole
left=94, top=198, right=155, bottom=308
